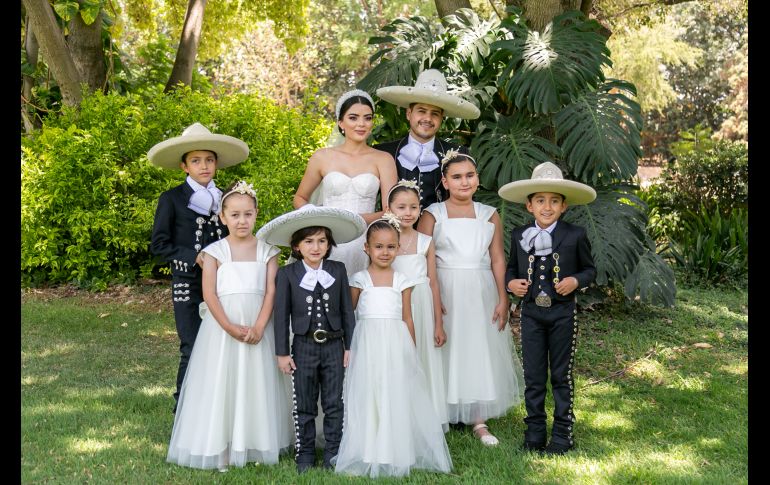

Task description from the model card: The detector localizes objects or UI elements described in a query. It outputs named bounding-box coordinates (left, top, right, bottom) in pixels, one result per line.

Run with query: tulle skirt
left=334, top=317, right=452, bottom=478
left=438, top=267, right=525, bottom=424
left=167, top=294, right=294, bottom=469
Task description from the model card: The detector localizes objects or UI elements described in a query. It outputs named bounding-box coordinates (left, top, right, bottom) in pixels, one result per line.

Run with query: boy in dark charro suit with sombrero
left=148, top=123, right=249, bottom=413
left=500, top=161, right=597, bottom=455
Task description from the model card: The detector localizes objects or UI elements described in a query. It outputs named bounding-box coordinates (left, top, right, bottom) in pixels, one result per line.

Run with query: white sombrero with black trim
left=498, top=162, right=597, bottom=205
left=257, top=205, right=367, bottom=247
left=376, top=69, right=481, bottom=119
left=147, top=122, right=249, bottom=169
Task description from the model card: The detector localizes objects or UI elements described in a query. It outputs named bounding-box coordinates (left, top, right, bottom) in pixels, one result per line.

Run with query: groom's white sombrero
left=498, top=162, right=597, bottom=205
left=376, top=69, right=481, bottom=119
left=147, top=122, right=249, bottom=169
left=257, top=205, right=367, bottom=247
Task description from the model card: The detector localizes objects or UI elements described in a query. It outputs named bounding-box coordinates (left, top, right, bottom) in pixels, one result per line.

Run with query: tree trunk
left=511, top=0, right=582, bottom=32
left=165, top=0, right=208, bottom=92
left=68, top=4, right=106, bottom=93
left=22, top=0, right=83, bottom=106
left=434, top=0, right=472, bottom=19
left=22, top=15, right=38, bottom=104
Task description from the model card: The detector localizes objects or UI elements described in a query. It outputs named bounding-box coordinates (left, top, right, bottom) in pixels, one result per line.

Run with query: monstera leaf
left=493, top=10, right=611, bottom=114
left=554, top=80, right=642, bottom=185
left=474, top=188, right=532, bottom=258
left=443, top=8, right=502, bottom=75
left=562, top=185, right=648, bottom=287
left=624, top=249, right=676, bottom=307
left=358, top=16, right=445, bottom=94
left=471, top=111, right=561, bottom=191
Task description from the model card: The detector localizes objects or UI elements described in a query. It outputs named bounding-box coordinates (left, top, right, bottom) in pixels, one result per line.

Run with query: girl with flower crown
left=417, top=152, right=525, bottom=447
left=293, top=89, right=398, bottom=277
left=167, top=180, right=293, bottom=471
left=388, top=179, right=450, bottom=431
left=334, top=215, right=452, bottom=478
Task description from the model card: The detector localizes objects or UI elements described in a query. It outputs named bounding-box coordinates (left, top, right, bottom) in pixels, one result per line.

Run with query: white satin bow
left=299, top=261, right=336, bottom=291
left=398, top=139, right=440, bottom=172
left=520, top=226, right=553, bottom=256
left=187, top=177, right=222, bottom=216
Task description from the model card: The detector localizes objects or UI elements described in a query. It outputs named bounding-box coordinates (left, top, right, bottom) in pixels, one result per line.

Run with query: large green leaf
left=563, top=185, right=648, bottom=287
left=471, top=111, right=561, bottom=191
left=443, top=8, right=501, bottom=75
left=494, top=11, right=611, bottom=114
left=357, top=16, right=444, bottom=93
left=624, top=249, right=676, bottom=307
left=554, top=80, right=642, bottom=184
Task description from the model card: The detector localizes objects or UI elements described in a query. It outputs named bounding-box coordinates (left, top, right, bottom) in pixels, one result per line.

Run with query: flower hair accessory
left=335, top=89, right=375, bottom=120
left=440, top=149, right=476, bottom=170
left=367, top=211, right=401, bottom=233
left=222, top=180, right=258, bottom=204
left=385, top=178, right=420, bottom=202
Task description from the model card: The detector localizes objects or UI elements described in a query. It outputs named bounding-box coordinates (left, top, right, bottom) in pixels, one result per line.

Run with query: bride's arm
left=293, top=150, right=325, bottom=208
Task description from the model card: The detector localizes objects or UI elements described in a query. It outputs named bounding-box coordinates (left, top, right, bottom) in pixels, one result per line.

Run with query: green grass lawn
left=21, top=285, right=747, bottom=484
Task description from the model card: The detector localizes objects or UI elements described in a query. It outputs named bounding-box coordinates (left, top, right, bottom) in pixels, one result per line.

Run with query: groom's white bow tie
left=299, top=263, right=336, bottom=291
left=398, top=140, right=440, bottom=172
left=520, top=226, right=553, bottom=256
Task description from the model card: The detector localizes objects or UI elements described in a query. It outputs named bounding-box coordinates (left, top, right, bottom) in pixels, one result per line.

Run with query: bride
left=293, top=89, right=397, bottom=277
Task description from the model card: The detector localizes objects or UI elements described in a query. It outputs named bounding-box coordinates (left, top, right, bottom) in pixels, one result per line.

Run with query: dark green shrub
left=667, top=206, right=748, bottom=286
left=22, top=87, right=332, bottom=289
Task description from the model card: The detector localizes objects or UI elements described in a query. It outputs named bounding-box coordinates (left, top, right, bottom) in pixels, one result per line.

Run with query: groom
left=374, top=69, right=480, bottom=209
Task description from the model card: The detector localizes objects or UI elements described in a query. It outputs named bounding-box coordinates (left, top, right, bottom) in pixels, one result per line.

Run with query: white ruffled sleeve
left=256, top=239, right=281, bottom=263
left=349, top=270, right=368, bottom=289
left=393, top=271, right=417, bottom=292
left=201, top=239, right=228, bottom=264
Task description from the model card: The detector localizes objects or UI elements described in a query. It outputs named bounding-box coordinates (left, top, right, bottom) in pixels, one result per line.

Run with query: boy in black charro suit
left=499, top=162, right=597, bottom=455
left=257, top=205, right=365, bottom=473
left=148, top=123, right=249, bottom=412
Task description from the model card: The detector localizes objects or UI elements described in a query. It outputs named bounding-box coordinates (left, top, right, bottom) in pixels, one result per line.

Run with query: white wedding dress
left=311, top=171, right=379, bottom=277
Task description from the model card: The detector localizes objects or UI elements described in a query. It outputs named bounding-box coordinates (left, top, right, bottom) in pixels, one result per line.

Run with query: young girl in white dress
left=418, top=152, right=525, bottom=446
left=167, top=181, right=293, bottom=470
left=334, top=216, right=452, bottom=478
left=388, top=180, right=449, bottom=431
left=293, top=89, right=398, bottom=277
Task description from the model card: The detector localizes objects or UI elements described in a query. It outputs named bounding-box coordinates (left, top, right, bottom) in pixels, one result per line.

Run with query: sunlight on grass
left=584, top=411, right=635, bottom=431
left=672, top=374, right=707, bottom=392
left=23, top=342, right=79, bottom=359
left=70, top=437, right=113, bottom=453
left=139, top=385, right=171, bottom=397
left=720, top=360, right=748, bottom=376
left=698, top=437, right=723, bottom=449
left=627, top=358, right=669, bottom=386
left=21, top=374, right=58, bottom=386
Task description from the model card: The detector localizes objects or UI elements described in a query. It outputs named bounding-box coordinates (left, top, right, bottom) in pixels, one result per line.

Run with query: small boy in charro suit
left=499, top=161, right=597, bottom=455
left=148, top=122, right=249, bottom=412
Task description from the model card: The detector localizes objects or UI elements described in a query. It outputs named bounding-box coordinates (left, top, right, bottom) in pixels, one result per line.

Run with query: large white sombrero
left=498, top=162, right=597, bottom=205
left=147, top=122, right=249, bottom=169
left=376, top=69, right=481, bottom=119
left=257, top=205, right=367, bottom=247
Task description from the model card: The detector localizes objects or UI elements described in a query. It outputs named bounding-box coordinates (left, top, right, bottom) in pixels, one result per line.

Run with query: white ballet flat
left=472, top=423, right=500, bottom=446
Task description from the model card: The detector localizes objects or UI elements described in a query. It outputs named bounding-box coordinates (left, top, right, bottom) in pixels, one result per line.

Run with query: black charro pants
left=171, top=276, right=203, bottom=407
left=291, top=335, right=345, bottom=464
left=520, top=299, right=578, bottom=447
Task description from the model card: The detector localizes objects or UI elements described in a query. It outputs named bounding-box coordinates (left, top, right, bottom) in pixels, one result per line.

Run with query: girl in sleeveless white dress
left=418, top=154, right=524, bottom=446
left=292, top=89, right=398, bottom=277
left=167, top=182, right=293, bottom=470
left=335, top=218, right=452, bottom=478
left=388, top=181, right=449, bottom=431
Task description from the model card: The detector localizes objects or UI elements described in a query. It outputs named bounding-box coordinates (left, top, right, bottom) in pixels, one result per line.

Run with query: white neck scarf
left=398, top=136, right=440, bottom=172
left=299, top=260, right=336, bottom=291
left=187, top=176, right=222, bottom=216
left=520, top=221, right=557, bottom=256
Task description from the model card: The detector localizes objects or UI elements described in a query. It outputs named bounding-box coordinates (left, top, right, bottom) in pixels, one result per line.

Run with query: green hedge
left=22, top=87, right=332, bottom=289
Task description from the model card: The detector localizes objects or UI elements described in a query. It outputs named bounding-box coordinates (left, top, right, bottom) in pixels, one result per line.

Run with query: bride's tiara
left=335, top=89, right=375, bottom=120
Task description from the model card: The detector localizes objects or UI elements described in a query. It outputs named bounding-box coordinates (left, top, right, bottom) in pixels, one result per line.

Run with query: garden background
left=21, top=0, right=748, bottom=483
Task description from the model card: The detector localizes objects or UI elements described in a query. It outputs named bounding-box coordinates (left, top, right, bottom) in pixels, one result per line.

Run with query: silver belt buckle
left=313, top=329, right=328, bottom=343
left=535, top=292, right=552, bottom=308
